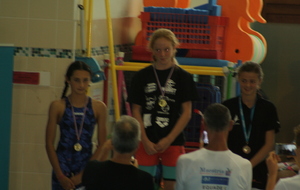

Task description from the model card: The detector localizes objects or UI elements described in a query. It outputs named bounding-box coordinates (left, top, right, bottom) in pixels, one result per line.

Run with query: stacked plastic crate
left=132, top=6, right=228, bottom=61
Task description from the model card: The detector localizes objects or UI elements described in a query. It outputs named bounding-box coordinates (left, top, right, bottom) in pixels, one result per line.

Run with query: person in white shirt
left=176, top=103, right=252, bottom=190
left=266, top=125, right=300, bottom=190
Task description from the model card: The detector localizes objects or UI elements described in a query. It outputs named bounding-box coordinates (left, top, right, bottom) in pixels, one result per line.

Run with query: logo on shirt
left=200, top=168, right=231, bottom=177
left=200, top=168, right=225, bottom=175
left=155, top=116, right=169, bottom=128
left=164, top=79, right=177, bottom=95
left=74, top=112, right=84, bottom=116
left=233, top=115, right=240, bottom=125
left=145, top=83, right=157, bottom=93
left=145, top=96, right=156, bottom=110
left=201, top=176, right=229, bottom=185
left=225, top=168, right=231, bottom=176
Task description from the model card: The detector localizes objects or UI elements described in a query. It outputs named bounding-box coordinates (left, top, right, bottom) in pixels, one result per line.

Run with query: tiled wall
left=1, top=0, right=81, bottom=189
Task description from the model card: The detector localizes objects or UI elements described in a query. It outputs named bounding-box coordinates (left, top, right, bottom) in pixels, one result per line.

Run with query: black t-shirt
left=127, top=65, right=198, bottom=145
left=82, top=160, right=154, bottom=190
left=223, top=95, right=280, bottom=189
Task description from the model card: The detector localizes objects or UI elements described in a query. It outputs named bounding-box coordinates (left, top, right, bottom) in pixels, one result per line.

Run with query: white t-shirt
left=176, top=148, right=252, bottom=190
left=274, top=172, right=300, bottom=190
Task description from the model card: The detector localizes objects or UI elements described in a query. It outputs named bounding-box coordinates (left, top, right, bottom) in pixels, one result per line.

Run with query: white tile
left=28, top=20, right=56, bottom=48
left=23, top=172, right=52, bottom=190
left=23, top=144, right=52, bottom=173
left=25, top=86, right=56, bottom=115
left=12, top=85, right=27, bottom=114
left=9, top=172, right=23, bottom=190
left=10, top=114, right=26, bottom=143
left=9, top=143, right=24, bottom=172
left=29, top=0, right=58, bottom=20
left=0, top=0, right=29, bottom=18
left=0, top=18, right=29, bottom=47
left=24, top=114, right=48, bottom=144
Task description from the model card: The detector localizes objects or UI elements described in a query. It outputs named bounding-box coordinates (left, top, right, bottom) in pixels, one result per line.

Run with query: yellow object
left=116, top=62, right=225, bottom=76
left=105, top=0, right=120, bottom=121
left=84, top=0, right=93, bottom=57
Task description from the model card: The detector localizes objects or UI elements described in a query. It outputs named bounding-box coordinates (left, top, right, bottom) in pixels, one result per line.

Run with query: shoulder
left=275, top=174, right=300, bottom=189
left=50, top=98, right=65, bottom=107
left=174, top=66, right=195, bottom=86
left=91, top=98, right=107, bottom=109
left=176, top=65, right=192, bottom=76
left=257, top=97, right=276, bottom=109
left=131, top=65, right=153, bottom=82
left=229, top=151, right=252, bottom=168
left=91, top=98, right=107, bottom=116
left=83, top=160, right=106, bottom=184
left=137, top=168, right=153, bottom=178
left=85, top=160, right=107, bottom=171
left=49, top=99, right=65, bottom=112
left=222, top=97, right=238, bottom=106
left=178, top=149, right=202, bottom=162
left=135, top=65, right=153, bottom=75
left=86, top=160, right=100, bottom=167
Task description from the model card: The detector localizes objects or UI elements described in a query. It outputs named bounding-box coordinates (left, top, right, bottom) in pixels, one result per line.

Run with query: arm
left=90, top=100, right=108, bottom=161
left=97, top=139, right=113, bottom=161
left=155, top=101, right=192, bottom=153
left=250, top=130, right=275, bottom=167
left=45, top=101, right=75, bottom=189
left=132, top=103, right=157, bottom=155
left=266, top=151, right=280, bottom=190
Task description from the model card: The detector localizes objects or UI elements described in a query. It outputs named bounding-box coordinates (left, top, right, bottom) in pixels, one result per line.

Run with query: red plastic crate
left=139, top=12, right=228, bottom=51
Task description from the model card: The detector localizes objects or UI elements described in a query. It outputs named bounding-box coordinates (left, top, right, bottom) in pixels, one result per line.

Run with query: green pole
left=0, top=45, right=14, bottom=190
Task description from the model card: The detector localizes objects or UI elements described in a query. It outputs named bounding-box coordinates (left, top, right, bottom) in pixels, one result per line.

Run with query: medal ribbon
left=239, top=97, right=256, bottom=145
left=70, top=97, right=88, bottom=142
left=152, top=65, right=175, bottom=97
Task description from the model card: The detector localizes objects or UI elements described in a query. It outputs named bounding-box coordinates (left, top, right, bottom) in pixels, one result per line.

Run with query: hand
left=286, top=155, right=297, bottom=162
left=57, top=175, right=75, bottom=190
left=131, top=157, right=139, bottom=168
left=142, top=139, right=158, bottom=155
left=266, top=151, right=280, bottom=176
left=70, top=173, right=82, bottom=186
left=295, top=148, right=300, bottom=166
left=199, top=138, right=204, bottom=149
left=154, top=137, right=172, bottom=153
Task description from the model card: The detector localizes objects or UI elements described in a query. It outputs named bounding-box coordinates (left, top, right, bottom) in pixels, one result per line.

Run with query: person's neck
left=110, top=152, right=133, bottom=165
left=205, top=132, right=228, bottom=151
left=241, top=94, right=256, bottom=108
left=154, top=61, right=175, bottom=70
left=68, top=94, right=88, bottom=107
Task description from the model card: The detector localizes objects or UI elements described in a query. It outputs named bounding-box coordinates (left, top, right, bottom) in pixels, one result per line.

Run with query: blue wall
left=0, top=45, right=14, bottom=190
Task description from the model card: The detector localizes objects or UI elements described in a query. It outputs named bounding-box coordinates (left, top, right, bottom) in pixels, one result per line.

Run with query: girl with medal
left=223, top=62, right=280, bottom=189
left=46, top=61, right=107, bottom=190
left=128, top=28, right=198, bottom=190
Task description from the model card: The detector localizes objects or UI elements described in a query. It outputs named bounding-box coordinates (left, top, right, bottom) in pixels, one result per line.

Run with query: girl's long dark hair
left=60, top=61, right=92, bottom=99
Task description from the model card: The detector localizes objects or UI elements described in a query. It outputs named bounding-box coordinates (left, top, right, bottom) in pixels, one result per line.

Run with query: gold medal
left=69, top=97, right=88, bottom=153
left=158, top=99, right=167, bottom=107
left=242, top=145, right=251, bottom=154
left=153, top=66, right=174, bottom=109
left=74, top=142, right=82, bottom=151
